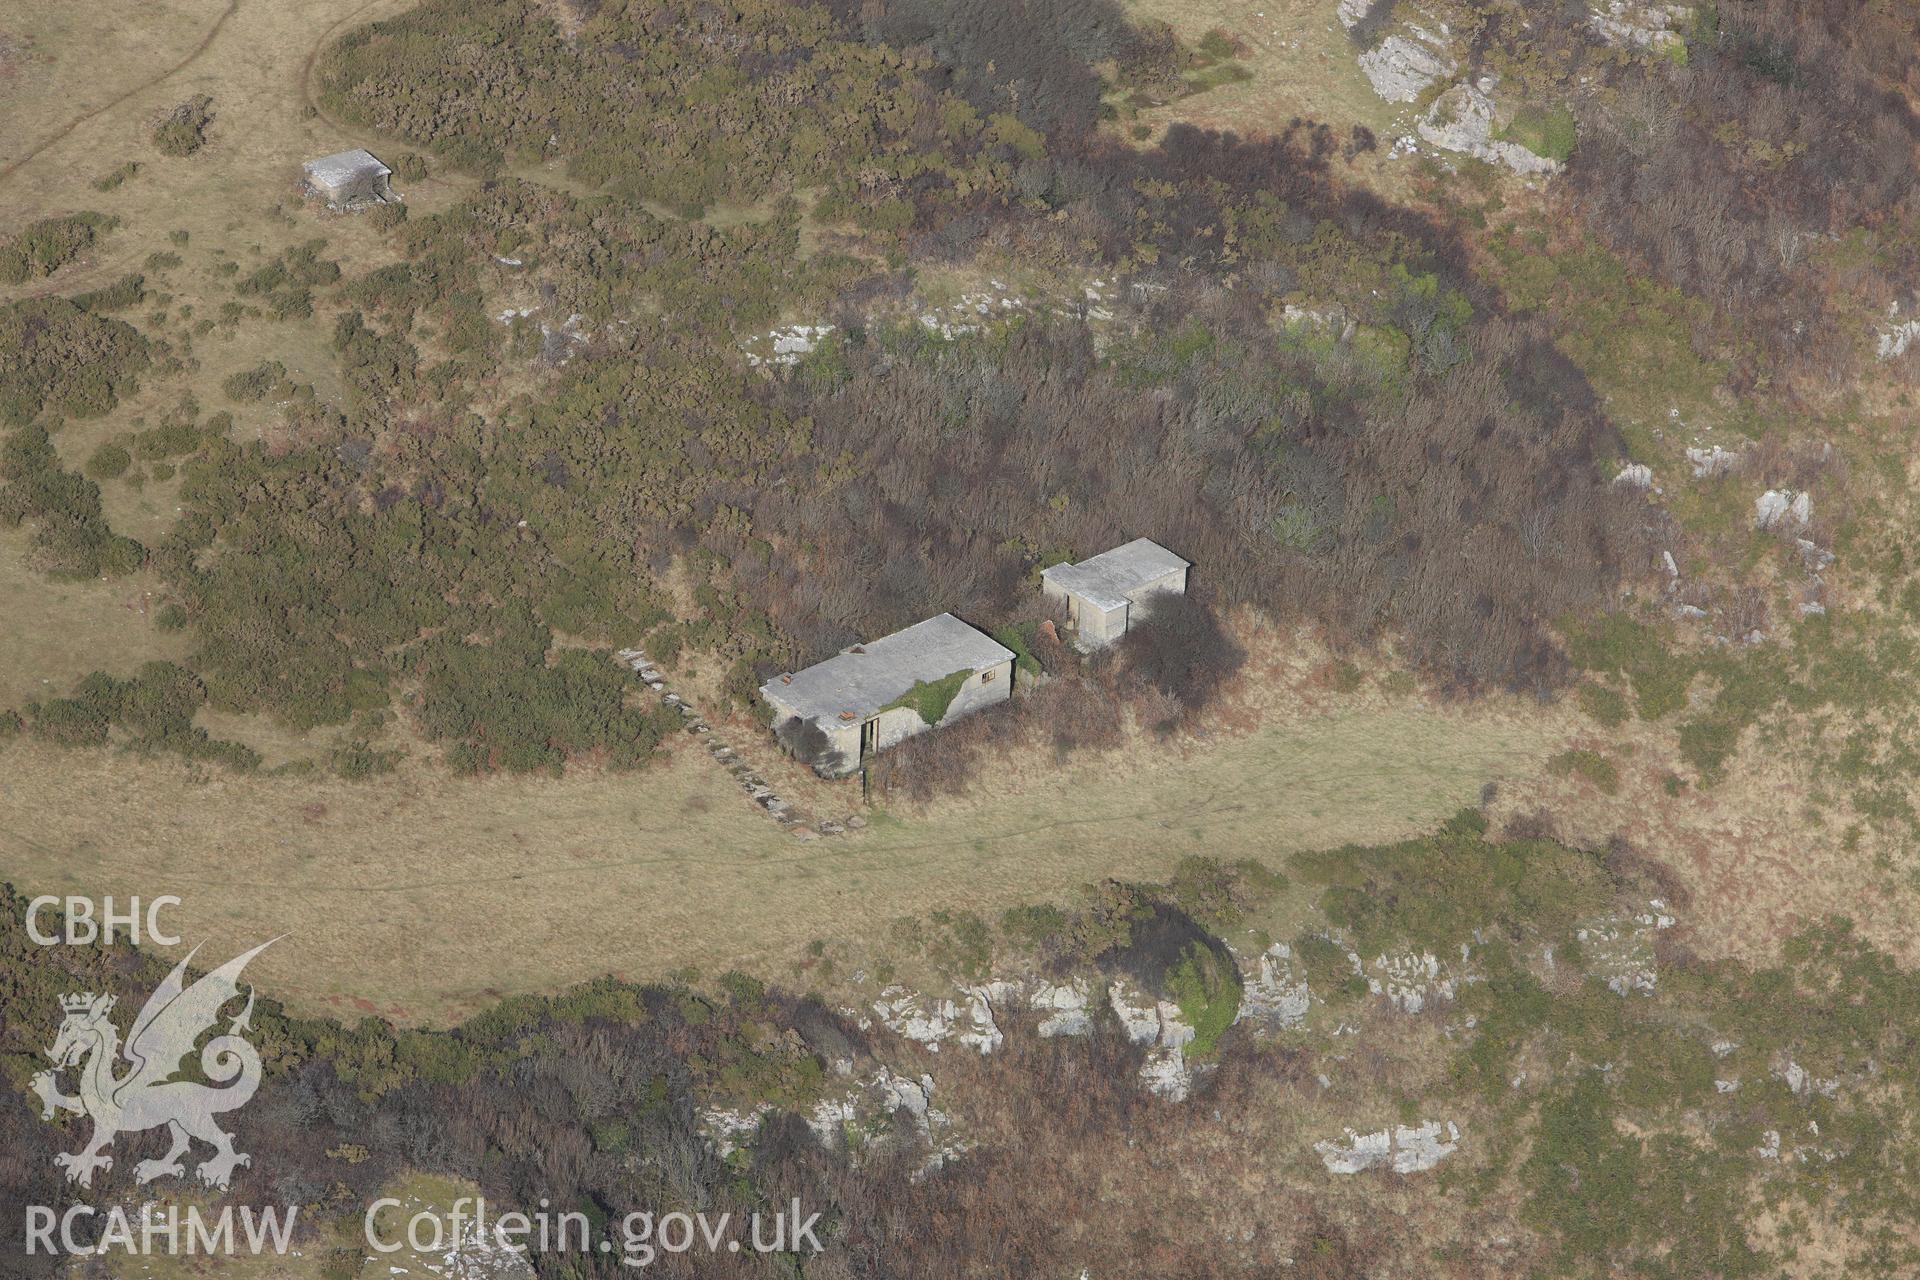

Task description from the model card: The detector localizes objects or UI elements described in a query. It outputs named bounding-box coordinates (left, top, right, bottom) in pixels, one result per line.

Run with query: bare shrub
left=1111, top=592, right=1246, bottom=721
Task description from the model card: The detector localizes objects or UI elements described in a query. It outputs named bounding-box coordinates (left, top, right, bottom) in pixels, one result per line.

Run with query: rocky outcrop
left=1589, top=1, right=1692, bottom=55
left=1030, top=980, right=1095, bottom=1038
left=1237, top=943, right=1311, bottom=1030
left=1359, top=35, right=1456, bottom=103
left=870, top=984, right=1007, bottom=1054
left=1754, top=489, right=1812, bottom=532
left=1109, top=982, right=1199, bottom=1101
left=1316, top=1120, right=1461, bottom=1174
left=1878, top=317, right=1920, bottom=360
left=1336, top=0, right=1376, bottom=28
left=700, top=1102, right=774, bottom=1157
left=801, top=1066, right=971, bottom=1175
left=1367, top=951, right=1454, bottom=1013
left=1575, top=901, right=1675, bottom=996
left=1685, top=444, right=1747, bottom=478
left=1773, top=1055, right=1840, bottom=1100
left=1416, top=82, right=1561, bottom=175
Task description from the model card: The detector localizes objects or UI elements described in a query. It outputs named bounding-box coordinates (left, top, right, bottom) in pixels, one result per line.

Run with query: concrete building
left=761, top=614, right=1014, bottom=774
left=302, top=149, right=395, bottom=210
left=1041, top=537, right=1189, bottom=649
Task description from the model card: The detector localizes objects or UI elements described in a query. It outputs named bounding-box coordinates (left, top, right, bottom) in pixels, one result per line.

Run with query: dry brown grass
left=1120, top=0, right=1415, bottom=195
left=0, top=678, right=1565, bottom=1025
left=0, top=0, right=465, bottom=714
left=0, top=0, right=234, bottom=178
left=0, top=527, right=188, bottom=709
left=1486, top=716, right=1920, bottom=971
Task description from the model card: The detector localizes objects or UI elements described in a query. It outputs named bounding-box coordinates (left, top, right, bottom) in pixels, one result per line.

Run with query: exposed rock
left=1614, top=463, right=1654, bottom=489
left=870, top=983, right=1006, bottom=1053
left=803, top=1067, right=971, bottom=1175
left=1359, top=35, right=1456, bottom=103
left=1368, top=951, right=1453, bottom=1013
left=1237, top=943, right=1311, bottom=1030
left=1775, top=1055, right=1840, bottom=1099
left=1416, top=82, right=1560, bottom=175
left=957, top=983, right=1013, bottom=1054
left=1030, top=980, right=1095, bottom=1038
left=1280, top=302, right=1343, bottom=333
left=1686, top=444, right=1747, bottom=478
left=1137, top=1046, right=1192, bottom=1101
left=1336, top=0, right=1374, bottom=28
left=807, top=1094, right=860, bottom=1145
left=1878, top=318, right=1920, bottom=360
left=1108, top=981, right=1164, bottom=1046
left=1317, top=1120, right=1461, bottom=1174
left=1589, top=1, right=1691, bottom=55
left=744, top=323, right=836, bottom=367
left=1754, top=489, right=1812, bottom=532
left=1109, top=982, right=1197, bottom=1101
left=700, top=1102, right=773, bottom=1157
left=871, top=986, right=962, bottom=1049
left=1576, top=901, right=1674, bottom=996
left=1796, top=538, right=1836, bottom=570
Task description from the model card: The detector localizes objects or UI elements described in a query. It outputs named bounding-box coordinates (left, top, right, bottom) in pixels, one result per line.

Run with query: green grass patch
left=1500, top=104, right=1577, bottom=163
left=1547, top=748, right=1620, bottom=794
left=1293, top=809, right=1613, bottom=956
left=1163, top=940, right=1241, bottom=1060
left=1576, top=682, right=1630, bottom=727
left=1562, top=613, right=1696, bottom=719
left=992, top=622, right=1043, bottom=676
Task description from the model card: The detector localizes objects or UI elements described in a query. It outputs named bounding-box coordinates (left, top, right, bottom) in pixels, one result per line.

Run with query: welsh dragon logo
left=31, top=940, right=276, bottom=1191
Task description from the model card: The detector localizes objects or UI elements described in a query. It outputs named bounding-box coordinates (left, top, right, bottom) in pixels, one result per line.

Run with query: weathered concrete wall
left=1041, top=576, right=1074, bottom=622
left=1124, top=566, right=1188, bottom=608
left=873, top=662, right=1011, bottom=750
left=873, top=705, right=929, bottom=752
left=1077, top=602, right=1129, bottom=648
left=1047, top=565, right=1188, bottom=651
left=938, top=660, right=1013, bottom=724
left=765, top=696, right=863, bottom=776
left=818, top=718, right=862, bottom=771
left=317, top=172, right=392, bottom=209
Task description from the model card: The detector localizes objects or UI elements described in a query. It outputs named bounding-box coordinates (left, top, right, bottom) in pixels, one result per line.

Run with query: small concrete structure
left=1041, top=537, right=1189, bottom=650
left=302, top=149, right=394, bottom=210
left=761, top=614, right=1014, bottom=774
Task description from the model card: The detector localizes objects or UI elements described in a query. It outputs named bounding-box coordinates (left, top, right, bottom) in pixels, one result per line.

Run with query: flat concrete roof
left=303, top=148, right=390, bottom=187
left=1041, top=537, right=1188, bottom=611
left=763, top=613, right=1013, bottom=723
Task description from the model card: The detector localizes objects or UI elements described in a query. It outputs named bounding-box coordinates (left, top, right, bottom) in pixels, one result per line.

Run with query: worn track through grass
left=0, top=0, right=242, bottom=186
left=0, top=697, right=1566, bottom=1025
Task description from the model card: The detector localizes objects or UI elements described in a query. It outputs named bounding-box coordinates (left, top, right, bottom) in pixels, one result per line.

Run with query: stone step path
left=616, top=647, right=865, bottom=841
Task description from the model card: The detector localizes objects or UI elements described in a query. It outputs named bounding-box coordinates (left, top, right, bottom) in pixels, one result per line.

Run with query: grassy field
left=5, top=0, right=1874, bottom=1037
left=0, top=0, right=235, bottom=178
left=0, top=527, right=189, bottom=708
left=0, top=0, right=456, bottom=709
left=0, top=696, right=1566, bottom=1025
left=1122, top=0, right=1411, bottom=193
